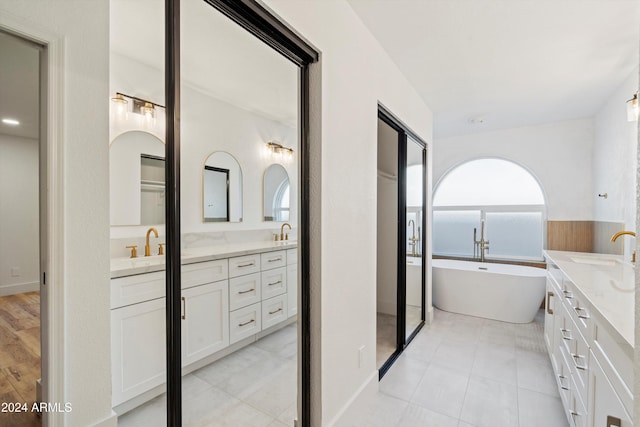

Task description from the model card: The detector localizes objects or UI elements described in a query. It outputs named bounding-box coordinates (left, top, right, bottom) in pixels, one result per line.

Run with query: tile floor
left=119, top=309, right=567, bottom=427
left=117, top=322, right=297, bottom=427
left=357, top=308, right=568, bottom=427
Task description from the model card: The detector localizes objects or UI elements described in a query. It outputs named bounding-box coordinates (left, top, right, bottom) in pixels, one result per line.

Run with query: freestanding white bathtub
left=432, top=259, right=546, bottom=323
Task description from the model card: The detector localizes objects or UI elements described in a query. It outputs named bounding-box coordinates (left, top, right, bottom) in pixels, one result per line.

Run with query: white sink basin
left=570, top=256, right=619, bottom=266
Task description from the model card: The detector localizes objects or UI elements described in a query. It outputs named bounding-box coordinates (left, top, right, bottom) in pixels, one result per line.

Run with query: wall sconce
left=110, top=93, right=128, bottom=115
left=110, top=92, right=163, bottom=124
left=266, top=141, right=294, bottom=161
left=626, top=92, right=638, bottom=122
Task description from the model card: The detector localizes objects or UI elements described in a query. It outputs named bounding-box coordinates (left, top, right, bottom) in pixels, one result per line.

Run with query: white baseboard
left=91, top=410, right=118, bottom=427
left=426, top=305, right=434, bottom=324
left=326, top=370, right=378, bottom=427
left=0, top=281, right=39, bottom=297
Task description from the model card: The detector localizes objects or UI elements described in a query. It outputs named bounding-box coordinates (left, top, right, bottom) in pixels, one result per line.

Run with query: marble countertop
left=544, top=250, right=634, bottom=350
left=111, top=240, right=297, bottom=279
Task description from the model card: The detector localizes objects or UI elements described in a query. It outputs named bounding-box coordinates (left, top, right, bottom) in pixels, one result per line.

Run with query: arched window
left=433, top=158, right=546, bottom=260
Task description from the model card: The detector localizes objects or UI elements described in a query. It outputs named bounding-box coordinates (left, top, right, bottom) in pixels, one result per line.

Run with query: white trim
left=0, top=14, right=66, bottom=427
left=0, top=282, right=39, bottom=297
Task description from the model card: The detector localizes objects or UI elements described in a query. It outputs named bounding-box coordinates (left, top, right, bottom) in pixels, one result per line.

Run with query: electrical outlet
left=10, top=267, right=20, bottom=277
left=358, top=345, right=365, bottom=368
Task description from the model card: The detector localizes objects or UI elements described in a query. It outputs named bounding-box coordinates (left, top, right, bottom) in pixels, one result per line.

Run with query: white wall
left=109, top=53, right=298, bottom=245
left=433, top=118, right=594, bottom=220
left=0, top=1, right=114, bottom=426
left=263, top=1, right=434, bottom=425
left=0, top=134, right=39, bottom=296
left=592, top=68, right=639, bottom=234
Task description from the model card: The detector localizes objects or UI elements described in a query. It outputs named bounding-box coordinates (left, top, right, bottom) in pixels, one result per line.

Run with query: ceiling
left=0, top=31, right=39, bottom=139
left=3, top=2, right=637, bottom=141
left=347, top=0, right=640, bottom=138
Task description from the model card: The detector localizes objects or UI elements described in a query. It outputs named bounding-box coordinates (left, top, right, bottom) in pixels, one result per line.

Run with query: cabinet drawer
left=261, top=267, right=287, bottom=300
left=589, top=353, right=633, bottom=427
left=557, top=345, right=572, bottom=408
left=229, top=254, right=261, bottom=278
left=230, top=303, right=261, bottom=344
left=563, top=282, right=592, bottom=341
left=569, top=374, right=588, bottom=427
left=111, top=271, right=165, bottom=309
left=261, top=250, right=286, bottom=270
left=262, top=294, right=288, bottom=330
left=287, top=248, right=298, bottom=265
left=182, top=259, right=228, bottom=289
left=229, top=273, right=261, bottom=311
left=560, top=304, right=589, bottom=404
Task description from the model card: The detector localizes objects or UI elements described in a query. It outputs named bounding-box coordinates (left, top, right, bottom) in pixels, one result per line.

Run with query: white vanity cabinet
left=543, top=251, right=633, bottom=427
left=287, top=248, right=298, bottom=317
left=181, top=280, right=229, bottom=366
left=110, top=244, right=297, bottom=412
left=589, top=354, right=631, bottom=427
left=111, top=296, right=166, bottom=407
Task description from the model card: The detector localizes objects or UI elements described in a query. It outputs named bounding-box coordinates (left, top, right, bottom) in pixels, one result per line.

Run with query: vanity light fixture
left=110, top=92, right=164, bottom=122
left=626, top=92, right=638, bottom=122
left=266, top=141, right=294, bottom=160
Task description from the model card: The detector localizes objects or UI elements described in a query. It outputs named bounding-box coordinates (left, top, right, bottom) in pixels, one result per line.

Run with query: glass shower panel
left=405, top=137, right=423, bottom=339
left=433, top=210, right=482, bottom=257
left=485, top=212, right=543, bottom=259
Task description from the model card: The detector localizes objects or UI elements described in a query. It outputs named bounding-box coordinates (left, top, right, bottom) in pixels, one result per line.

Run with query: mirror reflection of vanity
left=263, top=164, right=290, bottom=222
left=203, top=151, right=243, bottom=223
left=110, top=131, right=165, bottom=226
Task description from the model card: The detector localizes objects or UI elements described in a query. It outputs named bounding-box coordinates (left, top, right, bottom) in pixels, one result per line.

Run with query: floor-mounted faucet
left=473, top=220, right=490, bottom=262
left=408, top=219, right=419, bottom=256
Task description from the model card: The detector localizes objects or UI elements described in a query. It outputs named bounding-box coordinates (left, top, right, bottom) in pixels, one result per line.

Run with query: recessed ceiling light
left=2, top=118, right=20, bottom=126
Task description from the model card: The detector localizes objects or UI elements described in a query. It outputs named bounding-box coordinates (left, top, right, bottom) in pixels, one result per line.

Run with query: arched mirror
left=110, top=131, right=165, bottom=226
left=203, top=151, right=243, bottom=222
left=263, top=164, right=290, bottom=222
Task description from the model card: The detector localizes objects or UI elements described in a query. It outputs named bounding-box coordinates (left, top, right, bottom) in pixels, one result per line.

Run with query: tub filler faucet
left=473, top=220, right=490, bottom=262
left=408, top=219, right=420, bottom=256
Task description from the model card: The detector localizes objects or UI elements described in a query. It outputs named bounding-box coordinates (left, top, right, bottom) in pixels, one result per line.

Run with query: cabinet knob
left=125, top=245, right=138, bottom=258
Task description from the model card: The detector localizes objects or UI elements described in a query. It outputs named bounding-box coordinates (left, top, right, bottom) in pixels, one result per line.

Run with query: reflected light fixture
left=1, top=118, right=20, bottom=126
left=110, top=93, right=128, bottom=114
left=626, top=92, right=638, bottom=122
left=266, top=141, right=294, bottom=160
left=110, top=92, right=163, bottom=123
left=140, top=102, right=155, bottom=122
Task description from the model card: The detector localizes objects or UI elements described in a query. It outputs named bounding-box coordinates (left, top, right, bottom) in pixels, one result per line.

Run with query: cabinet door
left=589, top=354, right=632, bottom=427
left=544, top=277, right=556, bottom=354
left=287, top=262, right=298, bottom=317
left=181, top=281, right=229, bottom=367
left=111, top=298, right=166, bottom=406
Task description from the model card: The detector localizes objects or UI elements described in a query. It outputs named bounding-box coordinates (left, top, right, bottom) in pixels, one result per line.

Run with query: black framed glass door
left=377, top=105, right=427, bottom=379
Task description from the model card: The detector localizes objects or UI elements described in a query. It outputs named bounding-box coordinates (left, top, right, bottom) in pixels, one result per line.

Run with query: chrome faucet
left=408, top=219, right=419, bottom=256
left=145, top=227, right=159, bottom=256
left=473, top=220, right=490, bottom=262
left=611, top=230, right=636, bottom=263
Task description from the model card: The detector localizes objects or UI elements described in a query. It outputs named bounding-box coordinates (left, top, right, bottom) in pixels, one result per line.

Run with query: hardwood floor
left=0, top=292, right=41, bottom=427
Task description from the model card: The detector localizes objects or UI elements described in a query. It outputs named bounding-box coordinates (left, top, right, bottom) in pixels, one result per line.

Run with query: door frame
left=0, top=18, right=65, bottom=427
left=164, top=1, right=319, bottom=425
left=377, top=104, right=427, bottom=379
